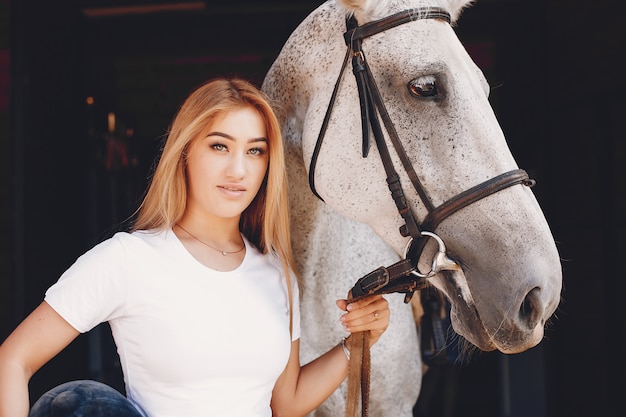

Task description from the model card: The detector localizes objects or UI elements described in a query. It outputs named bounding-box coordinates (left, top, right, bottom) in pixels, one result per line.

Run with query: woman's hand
left=336, top=295, right=389, bottom=347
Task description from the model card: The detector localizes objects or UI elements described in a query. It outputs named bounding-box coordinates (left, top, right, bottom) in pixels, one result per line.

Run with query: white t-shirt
left=45, top=229, right=300, bottom=417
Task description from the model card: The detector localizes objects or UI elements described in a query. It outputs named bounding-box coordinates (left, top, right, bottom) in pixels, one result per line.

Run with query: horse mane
left=336, top=0, right=476, bottom=23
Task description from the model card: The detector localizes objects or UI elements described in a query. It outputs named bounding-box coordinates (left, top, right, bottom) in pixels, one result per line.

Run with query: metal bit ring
left=403, top=231, right=461, bottom=278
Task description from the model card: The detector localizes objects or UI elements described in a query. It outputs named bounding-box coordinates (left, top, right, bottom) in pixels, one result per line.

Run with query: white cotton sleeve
left=45, top=234, right=130, bottom=333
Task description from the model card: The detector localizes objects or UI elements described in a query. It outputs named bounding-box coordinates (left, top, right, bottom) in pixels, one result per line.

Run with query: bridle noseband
left=309, top=7, right=536, bottom=303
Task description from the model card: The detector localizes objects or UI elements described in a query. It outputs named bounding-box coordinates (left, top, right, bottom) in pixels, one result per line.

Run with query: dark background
left=1, top=1, right=624, bottom=416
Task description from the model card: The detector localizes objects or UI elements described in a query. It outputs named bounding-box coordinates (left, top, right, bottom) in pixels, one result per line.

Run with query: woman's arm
left=0, top=301, right=80, bottom=417
left=270, top=295, right=389, bottom=417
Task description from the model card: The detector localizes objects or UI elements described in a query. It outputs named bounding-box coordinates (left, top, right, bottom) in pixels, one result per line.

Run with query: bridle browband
left=307, top=8, right=537, bottom=417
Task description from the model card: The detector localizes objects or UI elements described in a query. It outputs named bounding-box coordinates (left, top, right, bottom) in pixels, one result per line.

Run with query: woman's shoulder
left=245, top=244, right=298, bottom=285
left=243, top=239, right=279, bottom=267
left=88, top=229, right=174, bottom=257
left=112, top=228, right=171, bottom=245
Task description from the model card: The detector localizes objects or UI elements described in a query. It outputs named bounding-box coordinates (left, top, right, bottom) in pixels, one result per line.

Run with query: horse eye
left=407, top=77, right=438, bottom=98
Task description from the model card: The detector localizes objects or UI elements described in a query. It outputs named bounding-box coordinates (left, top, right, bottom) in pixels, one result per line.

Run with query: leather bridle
left=307, top=7, right=536, bottom=417
left=310, top=7, right=535, bottom=302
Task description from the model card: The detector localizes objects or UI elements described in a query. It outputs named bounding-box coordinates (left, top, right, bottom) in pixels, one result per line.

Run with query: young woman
left=0, top=77, right=389, bottom=417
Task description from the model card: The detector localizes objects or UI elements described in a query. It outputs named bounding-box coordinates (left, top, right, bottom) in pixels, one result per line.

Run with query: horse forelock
left=336, top=0, right=476, bottom=23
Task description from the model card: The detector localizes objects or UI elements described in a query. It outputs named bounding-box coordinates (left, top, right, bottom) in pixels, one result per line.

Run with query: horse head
left=263, top=0, right=562, bottom=354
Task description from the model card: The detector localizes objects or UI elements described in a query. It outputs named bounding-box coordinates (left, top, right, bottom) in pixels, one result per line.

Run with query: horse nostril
left=520, top=287, right=542, bottom=330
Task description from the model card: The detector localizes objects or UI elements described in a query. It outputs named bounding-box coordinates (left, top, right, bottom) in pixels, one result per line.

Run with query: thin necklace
left=175, top=223, right=245, bottom=256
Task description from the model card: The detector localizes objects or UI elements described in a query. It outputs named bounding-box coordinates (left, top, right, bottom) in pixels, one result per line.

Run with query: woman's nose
left=226, top=153, right=246, bottom=179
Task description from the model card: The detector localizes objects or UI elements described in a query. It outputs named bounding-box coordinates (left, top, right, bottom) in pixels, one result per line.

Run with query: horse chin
left=448, top=303, right=545, bottom=354
left=434, top=271, right=547, bottom=354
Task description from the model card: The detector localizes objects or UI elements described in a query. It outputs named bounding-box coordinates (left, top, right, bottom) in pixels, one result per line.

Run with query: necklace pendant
left=222, top=251, right=228, bottom=256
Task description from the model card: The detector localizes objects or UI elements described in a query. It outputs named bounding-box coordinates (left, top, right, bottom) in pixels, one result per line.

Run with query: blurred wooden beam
left=83, top=1, right=205, bottom=18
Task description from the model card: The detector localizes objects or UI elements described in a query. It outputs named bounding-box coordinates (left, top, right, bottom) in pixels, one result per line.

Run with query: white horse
left=262, top=1, right=563, bottom=416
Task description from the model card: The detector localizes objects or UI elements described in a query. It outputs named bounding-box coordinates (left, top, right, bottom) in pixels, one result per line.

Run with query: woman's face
left=185, top=106, right=269, bottom=222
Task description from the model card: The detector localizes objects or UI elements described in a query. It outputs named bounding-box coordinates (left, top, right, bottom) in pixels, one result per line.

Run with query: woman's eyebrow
left=206, top=131, right=267, bottom=143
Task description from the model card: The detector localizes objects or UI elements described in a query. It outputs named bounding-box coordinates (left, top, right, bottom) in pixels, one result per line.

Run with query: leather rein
left=307, top=7, right=537, bottom=417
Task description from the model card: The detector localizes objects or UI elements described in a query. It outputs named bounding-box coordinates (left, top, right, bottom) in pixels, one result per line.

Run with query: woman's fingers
left=337, top=295, right=389, bottom=334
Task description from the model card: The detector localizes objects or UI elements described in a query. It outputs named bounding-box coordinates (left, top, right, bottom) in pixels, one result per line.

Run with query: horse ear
left=336, top=0, right=369, bottom=13
left=447, top=0, right=477, bottom=23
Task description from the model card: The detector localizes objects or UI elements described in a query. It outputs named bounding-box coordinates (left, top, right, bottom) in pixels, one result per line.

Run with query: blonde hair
left=133, top=77, right=298, bottom=326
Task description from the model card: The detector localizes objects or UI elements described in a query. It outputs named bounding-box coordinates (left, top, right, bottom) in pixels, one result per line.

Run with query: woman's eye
left=212, top=143, right=227, bottom=152
left=408, top=76, right=438, bottom=98
left=248, top=147, right=266, bottom=156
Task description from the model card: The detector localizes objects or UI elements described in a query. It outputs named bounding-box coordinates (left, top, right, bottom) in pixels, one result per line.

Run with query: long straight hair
left=133, top=77, right=298, bottom=329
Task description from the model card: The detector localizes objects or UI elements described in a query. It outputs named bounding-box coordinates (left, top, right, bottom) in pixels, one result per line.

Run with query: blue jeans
left=29, top=380, right=144, bottom=417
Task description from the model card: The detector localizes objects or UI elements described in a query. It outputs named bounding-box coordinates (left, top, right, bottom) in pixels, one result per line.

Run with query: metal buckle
left=367, top=266, right=390, bottom=293
left=403, top=231, right=461, bottom=278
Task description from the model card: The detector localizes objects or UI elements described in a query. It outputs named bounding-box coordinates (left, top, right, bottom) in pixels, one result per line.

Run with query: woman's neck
left=177, top=218, right=241, bottom=245
left=173, top=217, right=246, bottom=271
